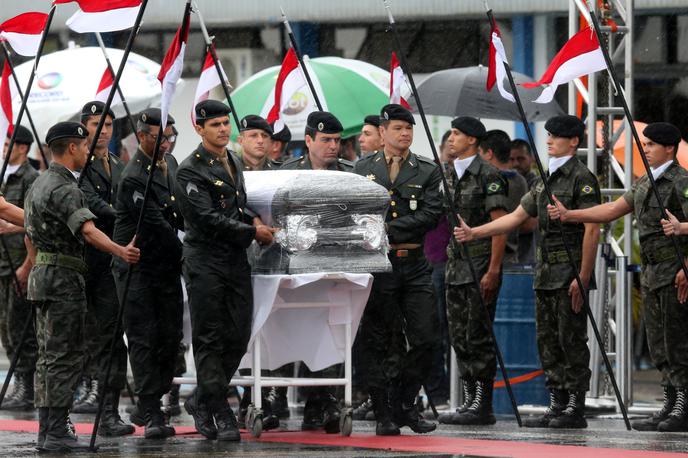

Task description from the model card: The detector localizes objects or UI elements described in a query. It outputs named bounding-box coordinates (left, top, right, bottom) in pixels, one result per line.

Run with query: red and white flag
left=266, top=48, right=306, bottom=132
left=0, top=61, right=14, bottom=144
left=192, top=48, right=228, bottom=125
left=389, top=52, right=410, bottom=109
left=0, top=12, right=49, bottom=57
left=157, top=4, right=191, bottom=128
left=53, top=0, right=142, bottom=33
left=523, top=27, right=606, bottom=104
left=486, top=19, right=514, bottom=103
left=94, top=67, right=122, bottom=105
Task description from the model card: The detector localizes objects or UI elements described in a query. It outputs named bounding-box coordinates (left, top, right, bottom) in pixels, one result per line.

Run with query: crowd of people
left=0, top=97, right=685, bottom=452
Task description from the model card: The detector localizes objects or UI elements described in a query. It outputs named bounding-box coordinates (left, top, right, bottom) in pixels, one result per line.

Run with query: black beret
left=306, top=111, right=343, bottom=134
left=139, top=108, right=175, bottom=126
left=451, top=116, right=486, bottom=139
left=643, top=122, right=682, bottom=147
left=270, top=123, right=291, bottom=143
left=240, top=115, right=273, bottom=135
left=45, top=122, right=88, bottom=145
left=11, top=125, right=33, bottom=145
left=81, top=101, right=115, bottom=121
left=195, top=100, right=230, bottom=122
left=545, top=115, right=585, bottom=142
left=380, top=104, right=415, bottom=125
left=364, top=114, right=380, bottom=128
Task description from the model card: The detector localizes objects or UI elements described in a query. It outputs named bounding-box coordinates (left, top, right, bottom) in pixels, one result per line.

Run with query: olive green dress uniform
left=239, top=156, right=281, bottom=171
left=175, top=144, right=256, bottom=411
left=0, top=162, right=38, bottom=383
left=623, top=161, right=688, bottom=390
left=112, top=148, right=184, bottom=408
left=80, top=151, right=126, bottom=394
left=445, top=155, right=509, bottom=384
left=520, top=156, right=601, bottom=393
left=280, top=153, right=353, bottom=171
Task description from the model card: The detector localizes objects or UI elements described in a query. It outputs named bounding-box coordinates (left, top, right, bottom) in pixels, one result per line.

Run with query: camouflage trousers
left=34, top=299, right=86, bottom=408
left=642, top=284, right=688, bottom=389
left=535, top=289, right=591, bottom=391
left=445, top=278, right=500, bottom=382
left=0, top=275, right=37, bottom=374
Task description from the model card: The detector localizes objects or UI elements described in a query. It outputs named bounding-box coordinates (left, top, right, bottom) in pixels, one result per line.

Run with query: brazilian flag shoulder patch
left=581, top=184, right=593, bottom=194
left=486, top=181, right=502, bottom=195
left=682, top=187, right=688, bottom=199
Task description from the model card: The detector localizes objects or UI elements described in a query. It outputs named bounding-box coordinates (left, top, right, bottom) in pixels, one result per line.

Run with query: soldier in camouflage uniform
left=455, top=115, right=601, bottom=429
left=25, top=122, right=139, bottom=452
left=552, top=122, right=688, bottom=432
left=437, top=117, right=509, bottom=426
left=0, top=126, right=38, bottom=411
left=354, top=104, right=442, bottom=436
left=237, top=115, right=281, bottom=171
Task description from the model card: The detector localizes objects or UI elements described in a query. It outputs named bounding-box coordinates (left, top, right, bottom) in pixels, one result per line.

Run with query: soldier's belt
left=641, top=244, right=682, bottom=265
left=35, top=251, right=88, bottom=275
left=542, top=249, right=581, bottom=265
left=455, top=241, right=491, bottom=259
left=389, top=246, right=425, bottom=259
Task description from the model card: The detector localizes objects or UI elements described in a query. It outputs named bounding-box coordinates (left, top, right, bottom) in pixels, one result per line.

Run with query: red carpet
left=0, top=419, right=682, bottom=458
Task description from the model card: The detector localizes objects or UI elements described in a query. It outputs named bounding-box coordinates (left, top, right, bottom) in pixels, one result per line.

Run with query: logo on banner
left=37, top=72, right=63, bottom=90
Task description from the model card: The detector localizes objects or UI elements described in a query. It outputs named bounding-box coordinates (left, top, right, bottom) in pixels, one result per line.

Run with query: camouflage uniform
left=0, top=162, right=38, bottom=377
left=445, top=155, right=508, bottom=383
left=520, top=156, right=600, bottom=391
left=622, top=162, right=688, bottom=388
left=501, top=169, right=528, bottom=265
left=24, top=162, right=96, bottom=408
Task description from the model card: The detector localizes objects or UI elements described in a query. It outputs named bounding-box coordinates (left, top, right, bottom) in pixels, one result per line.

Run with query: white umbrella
left=10, top=46, right=184, bottom=140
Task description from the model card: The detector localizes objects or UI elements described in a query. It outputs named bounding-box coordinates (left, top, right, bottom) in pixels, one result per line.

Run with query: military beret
left=364, top=114, right=381, bottom=128
left=643, top=122, right=682, bottom=147
left=240, top=115, right=273, bottom=135
left=81, top=101, right=115, bottom=121
left=45, top=121, right=88, bottom=145
left=11, top=125, right=33, bottom=145
left=451, top=116, right=486, bottom=139
left=380, top=104, right=415, bottom=125
left=306, top=111, right=343, bottom=134
left=270, top=123, right=291, bottom=143
left=195, top=100, right=231, bottom=122
left=139, top=108, right=175, bottom=126
left=545, top=115, right=585, bottom=142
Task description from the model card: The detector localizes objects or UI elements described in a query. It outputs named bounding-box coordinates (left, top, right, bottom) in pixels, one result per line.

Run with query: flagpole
left=0, top=6, right=56, bottom=184
left=192, top=0, right=241, bottom=128
left=88, top=1, right=192, bottom=449
left=486, top=6, right=631, bottom=431
left=585, top=2, right=688, bottom=283
left=77, top=0, right=150, bottom=187
left=94, top=31, right=140, bottom=142
left=0, top=42, right=50, bottom=168
left=280, top=7, right=323, bottom=111
left=381, top=0, right=521, bottom=426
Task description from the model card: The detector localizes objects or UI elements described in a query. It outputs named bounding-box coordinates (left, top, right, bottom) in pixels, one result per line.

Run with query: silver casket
left=245, top=170, right=392, bottom=274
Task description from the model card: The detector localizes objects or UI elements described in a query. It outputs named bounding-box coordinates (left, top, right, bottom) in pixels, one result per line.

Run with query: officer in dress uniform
left=112, top=108, right=184, bottom=439
left=455, top=115, right=601, bottom=430
left=237, top=115, right=280, bottom=171
left=176, top=100, right=275, bottom=442
left=551, top=122, right=688, bottom=432
left=25, top=122, right=139, bottom=452
left=353, top=104, right=442, bottom=436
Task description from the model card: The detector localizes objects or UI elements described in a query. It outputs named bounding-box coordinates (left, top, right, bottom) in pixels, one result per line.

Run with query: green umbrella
left=228, top=56, right=390, bottom=141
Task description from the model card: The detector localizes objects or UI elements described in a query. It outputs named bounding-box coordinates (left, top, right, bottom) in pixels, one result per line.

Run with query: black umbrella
left=408, top=66, right=564, bottom=121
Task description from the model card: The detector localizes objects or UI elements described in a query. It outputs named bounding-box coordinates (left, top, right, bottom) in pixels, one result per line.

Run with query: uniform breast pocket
left=399, top=186, right=424, bottom=211
left=645, top=192, right=671, bottom=220
left=4, top=189, right=23, bottom=206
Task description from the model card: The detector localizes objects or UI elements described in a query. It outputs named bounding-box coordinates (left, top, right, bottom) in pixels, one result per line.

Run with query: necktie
left=389, top=156, right=402, bottom=183
left=101, top=155, right=111, bottom=178
left=218, top=153, right=236, bottom=183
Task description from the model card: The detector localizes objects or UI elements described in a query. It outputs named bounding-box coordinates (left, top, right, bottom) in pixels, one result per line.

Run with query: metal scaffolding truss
left=568, top=0, right=635, bottom=411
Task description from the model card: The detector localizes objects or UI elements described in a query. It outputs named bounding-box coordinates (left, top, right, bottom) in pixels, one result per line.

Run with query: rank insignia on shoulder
left=133, top=191, right=143, bottom=204
left=581, top=185, right=593, bottom=194
left=683, top=187, right=688, bottom=199
left=186, top=182, right=198, bottom=194
left=486, top=182, right=501, bottom=194
left=407, top=184, right=422, bottom=188
left=410, top=200, right=418, bottom=211
left=366, top=174, right=376, bottom=181
left=214, top=180, right=224, bottom=187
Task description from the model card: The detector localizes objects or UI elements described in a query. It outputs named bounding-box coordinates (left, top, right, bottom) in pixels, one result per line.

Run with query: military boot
left=141, top=397, right=174, bottom=439
left=549, top=391, right=587, bottom=429
left=632, top=385, right=676, bottom=431
left=98, top=390, right=135, bottom=437
left=391, top=385, right=436, bottom=434
left=73, top=376, right=90, bottom=405
left=2, top=372, right=34, bottom=411
left=128, top=405, right=145, bottom=427
left=370, top=388, right=400, bottom=436
left=456, top=380, right=496, bottom=425
left=184, top=390, right=217, bottom=439
left=301, top=395, right=323, bottom=430
left=321, top=393, right=341, bottom=434
left=35, top=407, right=49, bottom=451
left=164, top=384, right=182, bottom=417
left=42, top=408, right=92, bottom=452
left=269, top=386, right=290, bottom=419
left=353, top=396, right=374, bottom=421
left=71, top=378, right=99, bottom=413
left=658, top=388, right=688, bottom=432
left=212, top=399, right=241, bottom=442
left=523, top=389, right=568, bottom=428
left=438, top=378, right=475, bottom=424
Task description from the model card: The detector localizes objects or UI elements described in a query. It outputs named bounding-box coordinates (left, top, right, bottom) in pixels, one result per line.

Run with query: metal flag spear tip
left=382, top=0, right=523, bottom=426
left=486, top=8, right=632, bottom=430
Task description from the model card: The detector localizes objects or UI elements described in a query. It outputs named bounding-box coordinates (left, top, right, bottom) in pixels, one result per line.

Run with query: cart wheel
left=252, top=417, right=263, bottom=438
left=340, top=409, right=353, bottom=436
